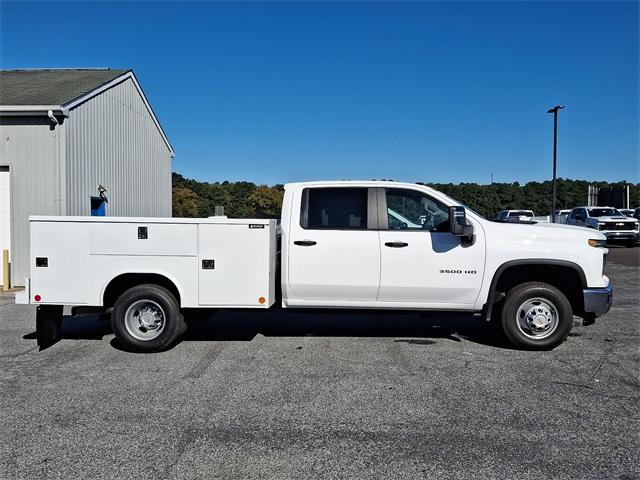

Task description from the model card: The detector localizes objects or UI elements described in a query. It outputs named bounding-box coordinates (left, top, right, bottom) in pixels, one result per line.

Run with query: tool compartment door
left=30, top=221, right=89, bottom=304
left=198, top=223, right=274, bottom=307
left=89, top=223, right=197, bottom=256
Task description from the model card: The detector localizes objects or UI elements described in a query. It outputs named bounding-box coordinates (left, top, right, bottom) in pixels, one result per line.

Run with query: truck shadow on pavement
left=183, top=309, right=508, bottom=347
left=25, top=308, right=512, bottom=351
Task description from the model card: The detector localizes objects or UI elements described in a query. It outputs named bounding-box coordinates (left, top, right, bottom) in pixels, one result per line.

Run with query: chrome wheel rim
left=516, top=297, right=559, bottom=340
left=124, top=300, right=166, bottom=341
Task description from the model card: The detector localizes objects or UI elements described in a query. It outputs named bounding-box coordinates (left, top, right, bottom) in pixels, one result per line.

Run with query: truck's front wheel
left=111, top=284, right=185, bottom=352
left=500, top=282, right=573, bottom=350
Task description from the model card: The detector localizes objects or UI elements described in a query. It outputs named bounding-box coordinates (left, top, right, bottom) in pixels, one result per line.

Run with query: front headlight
left=588, top=239, right=607, bottom=248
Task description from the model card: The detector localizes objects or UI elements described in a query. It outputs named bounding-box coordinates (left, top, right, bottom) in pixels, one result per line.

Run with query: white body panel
left=377, top=229, right=485, bottom=307
left=90, top=223, right=197, bottom=256
left=476, top=220, right=609, bottom=310
left=285, top=186, right=380, bottom=301
left=198, top=223, right=276, bottom=306
left=287, top=229, right=381, bottom=301
left=30, top=221, right=90, bottom=304
left=24, top=216, right=276, bottom=308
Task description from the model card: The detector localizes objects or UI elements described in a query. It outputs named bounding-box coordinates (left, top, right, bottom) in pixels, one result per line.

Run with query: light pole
left=547, top=105, right=564, bottom=223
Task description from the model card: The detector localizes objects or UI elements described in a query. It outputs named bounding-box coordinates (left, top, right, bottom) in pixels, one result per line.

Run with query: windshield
left=432, top=191, right=536, bottom=223
left=434, top=192, right=486, bottom=220
left=588, top=208, right=623, bottom=217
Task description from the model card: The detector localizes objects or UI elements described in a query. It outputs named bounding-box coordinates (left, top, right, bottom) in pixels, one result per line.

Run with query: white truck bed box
left=22, top=216, right=278, bottom=308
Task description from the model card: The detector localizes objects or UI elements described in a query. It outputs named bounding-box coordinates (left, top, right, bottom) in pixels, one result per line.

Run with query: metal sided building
left=0, top=69, right=174, bottom=286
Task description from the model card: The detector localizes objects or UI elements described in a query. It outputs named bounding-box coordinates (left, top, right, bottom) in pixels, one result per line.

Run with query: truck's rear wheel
left=111, top=284, right=185, bottom=352
left=500, top=282, right=572, bottom=350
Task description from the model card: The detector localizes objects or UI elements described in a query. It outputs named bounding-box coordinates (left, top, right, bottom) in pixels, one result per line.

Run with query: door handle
left=294, top=240, right=317, bottom=246
left=385, top=241, right=409, bottom=248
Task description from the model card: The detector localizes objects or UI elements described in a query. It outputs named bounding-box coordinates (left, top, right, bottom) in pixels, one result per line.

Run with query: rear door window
left=301, top=188, right=369, bottom=230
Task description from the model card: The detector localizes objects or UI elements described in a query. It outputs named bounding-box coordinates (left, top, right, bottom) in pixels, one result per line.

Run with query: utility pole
left=547, top=105, right=564, bottom=222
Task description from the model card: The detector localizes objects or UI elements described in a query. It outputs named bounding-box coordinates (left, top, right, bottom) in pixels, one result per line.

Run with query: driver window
left=385, top=188, right=449, bottom=232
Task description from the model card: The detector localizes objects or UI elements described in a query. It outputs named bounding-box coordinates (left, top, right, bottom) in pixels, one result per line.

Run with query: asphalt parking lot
left=1, top=253, right=638, bottom=480
left=607, top=243, right=640, bottom=267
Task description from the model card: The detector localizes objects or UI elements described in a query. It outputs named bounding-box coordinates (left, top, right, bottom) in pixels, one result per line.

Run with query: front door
left=287, top=187, right=380, bottom=302
left=378, top=187, right=485, bottom=307
left=568, top=208, right=586, bottom=226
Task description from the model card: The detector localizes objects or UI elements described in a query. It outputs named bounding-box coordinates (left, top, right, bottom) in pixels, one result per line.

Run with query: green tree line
left=172, top=173, right=284, bottom=218
left=423, top=179, right=639, bottom=218
left=172, top=172, right=639, bottom=219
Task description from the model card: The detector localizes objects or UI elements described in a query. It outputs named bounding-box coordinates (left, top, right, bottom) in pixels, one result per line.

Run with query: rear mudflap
left=36, top=305, right=63, bottom=350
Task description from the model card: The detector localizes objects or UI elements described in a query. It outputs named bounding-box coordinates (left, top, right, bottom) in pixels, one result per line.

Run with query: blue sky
left=1, top=1, right=638, bottom=185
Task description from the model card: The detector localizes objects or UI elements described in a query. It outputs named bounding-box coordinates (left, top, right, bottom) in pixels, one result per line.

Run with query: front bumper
left=601, top=230, right=639, bottom=241
left=583, top=284, right=613, bottom=318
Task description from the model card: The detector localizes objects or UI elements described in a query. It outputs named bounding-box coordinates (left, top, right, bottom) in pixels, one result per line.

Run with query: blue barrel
left=90, top=196, right=106, bottom=216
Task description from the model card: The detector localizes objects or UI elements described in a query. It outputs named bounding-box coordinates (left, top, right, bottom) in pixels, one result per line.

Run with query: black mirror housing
left=449, top=206, right=466, bottom=234
left=449, top=206, right=474, bottom=239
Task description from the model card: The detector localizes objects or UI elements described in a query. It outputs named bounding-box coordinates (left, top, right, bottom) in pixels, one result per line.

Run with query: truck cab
left=281, top=182, right=485, bottom=309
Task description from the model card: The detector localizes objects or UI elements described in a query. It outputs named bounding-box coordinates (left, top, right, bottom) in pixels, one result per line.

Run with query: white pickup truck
left=16, top=181, right=613, bottom=352
left=566, top=206, right=639, bottom=246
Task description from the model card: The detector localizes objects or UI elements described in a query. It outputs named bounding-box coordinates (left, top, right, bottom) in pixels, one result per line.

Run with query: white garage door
left=0, top=166, right=10, bottom=286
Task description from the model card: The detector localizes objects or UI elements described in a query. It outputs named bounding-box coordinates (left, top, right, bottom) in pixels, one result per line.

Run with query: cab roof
left=284, top=180, right=436, bottom=191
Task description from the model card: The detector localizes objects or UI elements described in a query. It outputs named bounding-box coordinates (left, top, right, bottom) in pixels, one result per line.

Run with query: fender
left=100, top=270, right=185, bottom=307
left=483, top=259, right=587, bottom=320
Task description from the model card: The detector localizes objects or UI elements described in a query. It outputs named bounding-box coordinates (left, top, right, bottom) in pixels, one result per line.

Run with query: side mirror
left=449, top=206, right=474, bottom=240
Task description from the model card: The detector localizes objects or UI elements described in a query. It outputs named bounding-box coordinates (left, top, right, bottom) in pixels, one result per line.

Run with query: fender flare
left=483, top=259, right=587, bottom=320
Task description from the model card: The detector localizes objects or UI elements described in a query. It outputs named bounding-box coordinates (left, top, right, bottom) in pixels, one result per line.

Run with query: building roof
left=0, top=68, right=130, bottom=106
left=0, top=68, right=174, bottom=156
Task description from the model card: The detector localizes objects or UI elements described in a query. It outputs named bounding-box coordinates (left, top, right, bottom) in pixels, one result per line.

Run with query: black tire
left=111, top=284, right=185, bottom=352
left=500, top=281, right=573, bottom=350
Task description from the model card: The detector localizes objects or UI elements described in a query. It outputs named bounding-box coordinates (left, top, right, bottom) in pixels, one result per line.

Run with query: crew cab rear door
left=377, top=187, right=485, bottom=307
left=287, top=187, right=380, bottom=301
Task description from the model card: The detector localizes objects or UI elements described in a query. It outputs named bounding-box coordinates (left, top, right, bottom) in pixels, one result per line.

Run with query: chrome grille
left=599, top=222, right=635, bottom=231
